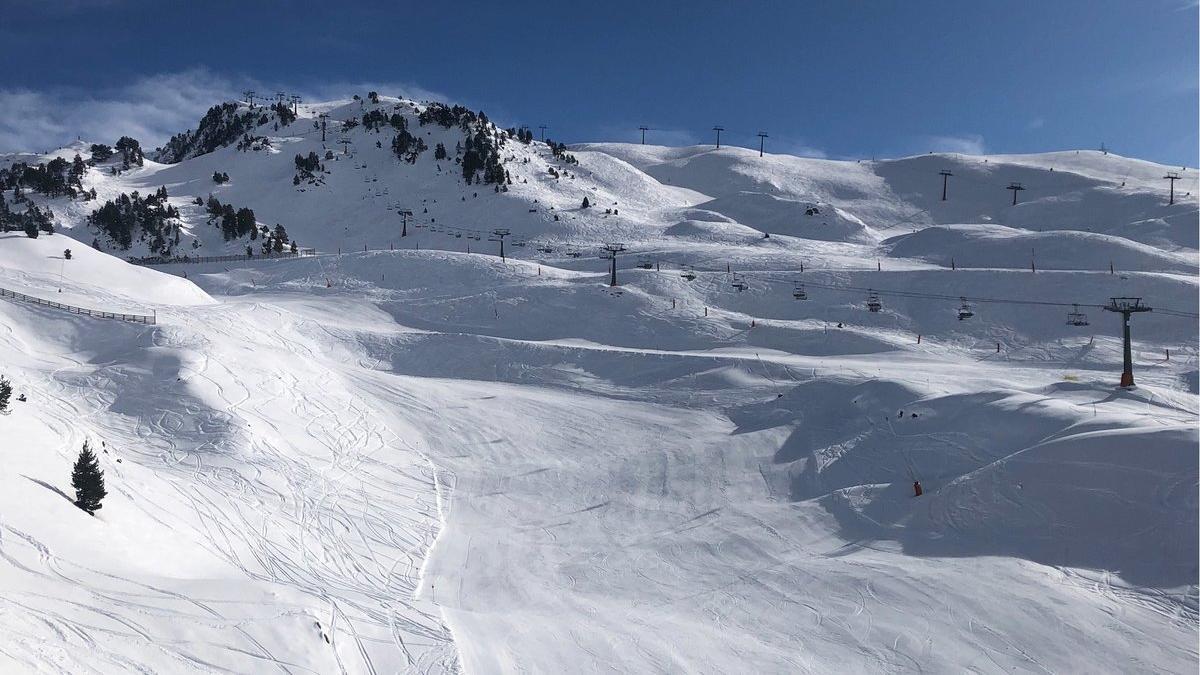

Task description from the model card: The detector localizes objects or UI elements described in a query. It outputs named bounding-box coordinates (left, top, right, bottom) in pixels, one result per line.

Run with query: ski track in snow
left=0, top=116, right=1197, bottom=673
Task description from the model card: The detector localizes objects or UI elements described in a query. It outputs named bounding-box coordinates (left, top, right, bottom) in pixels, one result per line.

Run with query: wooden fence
left=0, top=286, right=155, bottom=324
left=129, top=248, right=317, bottom=266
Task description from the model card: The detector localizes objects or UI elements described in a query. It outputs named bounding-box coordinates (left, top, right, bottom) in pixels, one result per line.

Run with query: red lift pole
left=1104, top=297, right=1152, bottom=388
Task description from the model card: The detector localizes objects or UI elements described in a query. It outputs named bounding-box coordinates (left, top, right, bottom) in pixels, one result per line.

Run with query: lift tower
left=1164, top=172, right=1182, bottom=205
left=490, top=228, right=511, bottom=261
left=1007, top=182, right=1025, bottom=205
left=398, top=209, right=413, bottom=237
left=939, top=169, right=953, bottom=201
left=1104, top=297, right=1152, bottom=388
left=601, top=243, right=627, bottom=287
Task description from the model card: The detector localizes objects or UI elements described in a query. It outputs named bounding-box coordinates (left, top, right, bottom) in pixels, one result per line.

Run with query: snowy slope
left=0, top=94, right=1196, bottom=674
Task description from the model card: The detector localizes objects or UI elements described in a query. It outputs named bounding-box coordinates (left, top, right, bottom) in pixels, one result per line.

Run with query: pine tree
left=71, top=441, right=107, bottom=515
left=581, top=197, right=591, bottom=209
left=0, top=375, right=11, bottom=412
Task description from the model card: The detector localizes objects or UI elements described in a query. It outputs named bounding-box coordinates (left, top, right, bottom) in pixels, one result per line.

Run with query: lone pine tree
left=71, top=441, right=107, bottom=515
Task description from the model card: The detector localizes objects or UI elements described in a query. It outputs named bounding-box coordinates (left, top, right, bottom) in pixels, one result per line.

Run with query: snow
left=0, top=95, right=1196, bottom=673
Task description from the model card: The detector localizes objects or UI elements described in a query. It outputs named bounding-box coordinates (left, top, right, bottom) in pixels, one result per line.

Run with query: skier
left=913, top=481, right=923, bottom=497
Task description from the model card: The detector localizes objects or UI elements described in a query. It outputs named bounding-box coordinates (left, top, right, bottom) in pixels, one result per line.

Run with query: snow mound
left=0, top=232, right=212, bottom=309
left=663, top=218, right=764, bottom=242
left=876, top=152, right=1199, bottom=248
left=696, top=191, right=876, bottom=242
left=885, top=224, right=1196, bottom=273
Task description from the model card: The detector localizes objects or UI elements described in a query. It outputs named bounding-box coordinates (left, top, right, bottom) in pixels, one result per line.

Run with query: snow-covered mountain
left=0, top=93, right=1196, bottom=673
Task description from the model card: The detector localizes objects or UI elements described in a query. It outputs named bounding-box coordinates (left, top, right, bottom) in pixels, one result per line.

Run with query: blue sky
left=1, top=0, right=1196, bottom=165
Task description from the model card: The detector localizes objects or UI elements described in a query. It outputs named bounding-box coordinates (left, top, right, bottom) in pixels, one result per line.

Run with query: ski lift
left=793, top=283, right=808, bottom=300
left=957, top=297, right=974, bottom=320
left=637, top=256, right=654, bottom=269
left=866, top=290, right=882, bottom=312
left=731, top=273, right=748, bottom=292
left=1066, top=304, right=1089, bottom=327
left=566, top=247, right=582, bottom=258
left=512, top=240, right=527, bottom=248
left=537, top=244, right=554, bottom=254
left=454, top=232, right=463, bottom=238
left=680, top=266, right=696, bottom=281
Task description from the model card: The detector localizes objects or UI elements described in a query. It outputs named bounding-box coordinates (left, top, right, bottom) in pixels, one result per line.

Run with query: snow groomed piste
left=0, top=94, right=1195, bottom=673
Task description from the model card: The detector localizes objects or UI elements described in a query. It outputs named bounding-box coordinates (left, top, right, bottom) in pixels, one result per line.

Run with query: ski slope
left=0, top=95, right=1197, bottom=673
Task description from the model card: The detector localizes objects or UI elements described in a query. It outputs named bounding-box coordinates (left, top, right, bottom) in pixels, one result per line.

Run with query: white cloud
left=924, top=133, right=986, bottom=156
left=776, top=139, right=828, bottom=159
left=0, top=68, right=450, bottom=154
left=1027, top=118, right=1045, bottom=130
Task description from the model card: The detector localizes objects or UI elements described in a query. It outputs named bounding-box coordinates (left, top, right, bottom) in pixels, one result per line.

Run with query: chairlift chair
left=680, top=266, right=696, bottom=281
left=793, top=283, right=808, bottom=300
left=1066, top=304, right=1089, bottom=326
left=957, top=297, right=974, bottom=320
left=866, top=290, right=882, bottom=312
left=731, top=274, right=748, bottom=292
left=637, top=256, right=654, bottom=270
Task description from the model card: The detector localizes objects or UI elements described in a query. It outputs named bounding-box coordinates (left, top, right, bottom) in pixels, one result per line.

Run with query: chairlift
left=731, top=273, right=748, bottom=292
left=793, top=283, right=808, bottom=300
left=957, top=297, right=974, bottom=320
left=680, top=266, right=696, bottom=281
left=566, top=248, right=582, bottom=258
left=866, top=290, right=882, bottom=312
left=512, top=240, right=527, bottom=248
left=637, top=256, right=654, bottom=270
left=537, top=244, right=554, bottom=254
left=1066, top=304, right=1089, bottom=327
